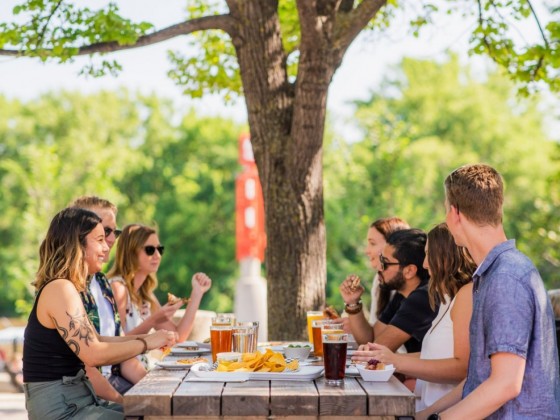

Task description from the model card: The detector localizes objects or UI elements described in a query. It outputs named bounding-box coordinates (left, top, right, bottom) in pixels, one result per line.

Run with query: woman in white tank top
left=352, top=223, right=476, bottom=412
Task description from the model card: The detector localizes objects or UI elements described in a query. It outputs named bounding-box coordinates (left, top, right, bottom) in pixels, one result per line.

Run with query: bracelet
left=135, top=337, right=148, bottom=354
left=345, top=300, right=362, bottom=309
left=344, top=301, right=363, bottom=315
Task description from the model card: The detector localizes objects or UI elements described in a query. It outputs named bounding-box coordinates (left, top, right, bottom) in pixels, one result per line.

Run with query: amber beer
left=210, top=326, right=233, bottom=362
left=322, top=332, right=348, bottom=386
left=306, top=311, right=325, bottom=345
left=312, top=320, right=343, bottom=358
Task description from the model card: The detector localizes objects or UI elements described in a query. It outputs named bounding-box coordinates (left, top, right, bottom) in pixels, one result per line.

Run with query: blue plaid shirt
left=463, top=240, right=560, bottom=418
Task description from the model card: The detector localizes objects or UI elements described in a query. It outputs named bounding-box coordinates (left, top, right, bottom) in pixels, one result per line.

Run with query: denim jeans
left=23, top=369, right=123, bottom=419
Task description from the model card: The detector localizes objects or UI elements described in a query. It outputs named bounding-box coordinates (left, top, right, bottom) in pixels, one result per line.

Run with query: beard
left=379, top=269, right=406, bottom=292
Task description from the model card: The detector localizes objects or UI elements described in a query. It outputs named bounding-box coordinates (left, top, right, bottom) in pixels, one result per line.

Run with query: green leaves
left=0, top=0, right=153, bottom=67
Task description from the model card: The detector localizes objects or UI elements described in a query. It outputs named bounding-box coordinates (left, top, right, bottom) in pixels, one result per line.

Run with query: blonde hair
left=70, top=195, right=118, bottom=214
left=35, top=207, right=102, bottom=292
left=107, top=224, right=159, bottom=309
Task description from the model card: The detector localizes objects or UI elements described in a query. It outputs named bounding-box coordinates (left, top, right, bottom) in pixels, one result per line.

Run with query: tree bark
left=228, top=0, right=350, bottom=339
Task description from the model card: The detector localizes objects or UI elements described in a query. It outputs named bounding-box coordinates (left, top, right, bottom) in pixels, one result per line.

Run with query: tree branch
left=0, top=14, right=236, bottom=57
left=334, top=0, right=387, bottom=51
left=36, top=0, right=64, bottom=49
left=525, top=0, right=550, bottom=49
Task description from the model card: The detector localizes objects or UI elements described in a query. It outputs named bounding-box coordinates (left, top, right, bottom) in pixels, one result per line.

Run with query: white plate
left=156, top=360, right=195, bottom=370
left=170, top=346, right=211, bottom=356
left=356, top=363, right=396, bottom=381
left=189, top=363, right=324, bottom=381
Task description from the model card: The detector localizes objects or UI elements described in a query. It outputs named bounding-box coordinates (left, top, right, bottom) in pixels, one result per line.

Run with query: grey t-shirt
left=463, top=240, right=560, bottom=418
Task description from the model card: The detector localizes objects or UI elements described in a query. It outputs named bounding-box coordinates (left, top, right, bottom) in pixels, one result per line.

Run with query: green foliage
left=324, top=55, right=560, bottom=309
left=0, top=91, right=243, bottom=317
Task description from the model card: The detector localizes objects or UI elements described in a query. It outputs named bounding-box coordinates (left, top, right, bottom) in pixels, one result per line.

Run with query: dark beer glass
left=322, top=332, right=348, bottom=386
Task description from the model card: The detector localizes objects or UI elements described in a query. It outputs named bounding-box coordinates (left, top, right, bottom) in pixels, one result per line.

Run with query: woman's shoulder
left=108, top=275, right=125, bottom=285
left=455, top=282, right=473, bottom=299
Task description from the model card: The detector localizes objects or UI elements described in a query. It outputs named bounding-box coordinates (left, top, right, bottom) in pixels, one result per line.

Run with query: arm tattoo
left=53, top=309, right=96, bottom=356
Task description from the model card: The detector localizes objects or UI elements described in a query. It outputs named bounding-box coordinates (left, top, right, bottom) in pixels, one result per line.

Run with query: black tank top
left=23, top=283, right=84, bottom=382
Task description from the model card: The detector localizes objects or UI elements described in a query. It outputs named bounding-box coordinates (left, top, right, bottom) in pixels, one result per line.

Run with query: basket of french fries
left=188, top=348, right=327, bottom=381
left=215, top=349, right=299, bottom=372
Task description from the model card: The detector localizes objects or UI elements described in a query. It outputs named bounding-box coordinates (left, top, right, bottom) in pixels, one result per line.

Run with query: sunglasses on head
left=104, top=227, right=122, bottom=239
left=144, top=245, right=165, bottom=256
left=379, top=254, right=401, bottom=271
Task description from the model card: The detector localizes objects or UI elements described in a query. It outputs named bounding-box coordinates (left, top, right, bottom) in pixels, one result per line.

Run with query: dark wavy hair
left=35, top=207, right=101, bottom=292
left=427, top=223, right=476, bottom=310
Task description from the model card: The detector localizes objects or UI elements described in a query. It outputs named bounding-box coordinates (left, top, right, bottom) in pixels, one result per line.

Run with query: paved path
left=0, top=372, right=26, bottom=419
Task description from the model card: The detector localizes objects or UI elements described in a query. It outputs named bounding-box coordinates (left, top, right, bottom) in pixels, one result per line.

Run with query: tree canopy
left=1, top=1, right=558, bottom=338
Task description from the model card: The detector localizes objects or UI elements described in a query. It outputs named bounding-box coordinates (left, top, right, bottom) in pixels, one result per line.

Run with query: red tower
left=235, top=133, right=266, bottom=262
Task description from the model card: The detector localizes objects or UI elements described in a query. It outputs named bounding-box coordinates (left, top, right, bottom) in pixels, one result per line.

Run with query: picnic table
left=124, top=353, right=416, bottom=419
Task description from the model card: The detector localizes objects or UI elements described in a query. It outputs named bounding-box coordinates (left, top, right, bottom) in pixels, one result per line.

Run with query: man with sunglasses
left=71, top=196, right=146, bottom=405
left=351, top=228, right=436, bottom=354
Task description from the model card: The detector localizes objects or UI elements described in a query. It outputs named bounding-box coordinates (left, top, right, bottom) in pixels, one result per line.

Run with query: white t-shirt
left=414, top=295, right=458, bottom=411
left=89, top=276, right=117, bottom=376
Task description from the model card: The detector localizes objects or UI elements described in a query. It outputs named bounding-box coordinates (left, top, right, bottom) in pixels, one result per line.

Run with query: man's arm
left=346, top=311, right=374, bottom=344
left=373, top=323, right=410, bottom=352
left=441, top=352, right=525, bottom=419
left=84, top=365, right=123, bottom=404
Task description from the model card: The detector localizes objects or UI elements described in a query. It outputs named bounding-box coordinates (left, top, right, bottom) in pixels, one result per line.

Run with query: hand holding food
left=167, top=292, right=190, bottom=305
left=147, top=329, right=177, bottom=351
left=339, top=274, right=364, bottom=303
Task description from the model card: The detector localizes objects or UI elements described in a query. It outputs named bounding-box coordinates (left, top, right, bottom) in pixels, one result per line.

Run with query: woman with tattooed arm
left=22, top=207, right=177, bottom=419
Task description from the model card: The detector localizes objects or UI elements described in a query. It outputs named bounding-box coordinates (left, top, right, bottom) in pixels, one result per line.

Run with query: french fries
left=215, top=349, right=299, bottom=372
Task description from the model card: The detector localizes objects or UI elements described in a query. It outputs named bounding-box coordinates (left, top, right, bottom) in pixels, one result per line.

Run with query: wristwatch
left=427, top=413, right=441, bottom=420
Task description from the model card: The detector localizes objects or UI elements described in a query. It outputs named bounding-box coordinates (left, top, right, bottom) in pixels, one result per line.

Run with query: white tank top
left=414, top=295, right=459, bottom=411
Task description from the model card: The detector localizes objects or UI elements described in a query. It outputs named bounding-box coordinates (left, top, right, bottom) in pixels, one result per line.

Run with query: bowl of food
left=356, top=359, right=395, bottom=382
left=282, top=342, right=312, bottom=360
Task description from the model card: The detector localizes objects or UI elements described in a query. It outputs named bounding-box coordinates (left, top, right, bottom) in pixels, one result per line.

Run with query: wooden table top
left=124, top=361, right=416, bottom=419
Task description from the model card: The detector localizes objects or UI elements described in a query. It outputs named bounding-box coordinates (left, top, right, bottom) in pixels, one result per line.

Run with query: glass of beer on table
left=306, top=311, right=325, bottom=345
left=322, top=331, right=348, bottom=386
left=211, top=316, right=234, bottom=362
left=312, top=320, right=343, bottom=358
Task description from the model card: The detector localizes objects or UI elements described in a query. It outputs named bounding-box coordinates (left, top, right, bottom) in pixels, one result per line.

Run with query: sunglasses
left=144, top=245, right=165, bottom=256
left=104, top=227, right=122, bottom=239
left=379, top=254, right=401, bottom=271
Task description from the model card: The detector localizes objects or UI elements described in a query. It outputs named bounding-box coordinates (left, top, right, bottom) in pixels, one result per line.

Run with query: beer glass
left=312, top=320, right=343, bottom=358
left=322, top=331, right=348, bottom=386
left=306, top=311, right=325, bottom=345
left=210, top=325, right=233, bottom=362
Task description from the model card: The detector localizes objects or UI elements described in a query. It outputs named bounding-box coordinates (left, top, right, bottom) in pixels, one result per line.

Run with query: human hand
left=362, top=342, right=396, bottom=365
left=351, top=342, right=378, bottom=363
left=154, top=300, right=183, bottom=323
left=191, top=272, right=212, bottom=295
left=339, top=274, right=364, bottom=305
left=145, top=329, right=178, bottom=350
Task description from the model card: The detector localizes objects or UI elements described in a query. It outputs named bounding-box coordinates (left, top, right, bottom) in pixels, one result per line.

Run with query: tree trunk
left=229, top=1, right=341, bottom=339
